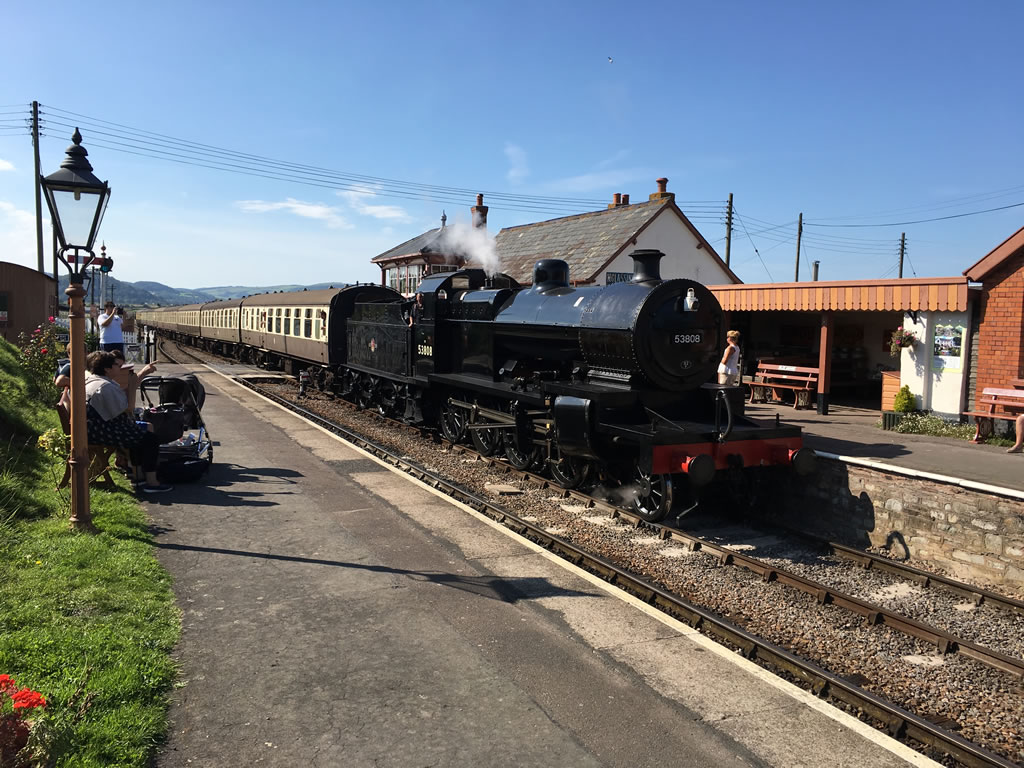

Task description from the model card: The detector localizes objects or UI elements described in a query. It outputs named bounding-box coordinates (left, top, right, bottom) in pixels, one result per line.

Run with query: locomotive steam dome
left=579, top=249, right=722, bottom=390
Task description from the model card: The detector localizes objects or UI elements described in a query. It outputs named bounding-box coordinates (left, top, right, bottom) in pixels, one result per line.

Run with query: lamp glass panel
left=51, top=188, right=104, bottom=249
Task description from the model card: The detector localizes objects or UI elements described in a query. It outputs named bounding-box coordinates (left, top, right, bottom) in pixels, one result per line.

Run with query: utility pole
left=32, top=101, right=44, bottom=274
left=724, top=193, right=733, bottom=268
left=898, top=232, right=906, bottom=278
left=794, top=212, right=803, bottom=282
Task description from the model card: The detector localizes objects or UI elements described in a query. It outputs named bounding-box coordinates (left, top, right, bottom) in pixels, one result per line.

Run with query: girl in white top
left=717, top=330, right=741, bottom=386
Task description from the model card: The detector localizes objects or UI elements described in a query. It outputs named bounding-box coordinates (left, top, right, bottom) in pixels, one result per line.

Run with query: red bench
left=962, top=387, right=1024, bottom=443
left=749, top=363, right=820, bottom=409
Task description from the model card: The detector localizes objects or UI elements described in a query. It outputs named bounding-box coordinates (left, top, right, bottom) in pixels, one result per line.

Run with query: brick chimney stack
left=649, top=177, right=674, bottom=202
left=621, top=194, right=630, bottom=205
left=471, top=193, right=488, bottom=229
left=608, top=192, right=622, bottom=209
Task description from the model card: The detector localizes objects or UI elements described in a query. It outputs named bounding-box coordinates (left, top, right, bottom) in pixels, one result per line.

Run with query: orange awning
left=710, top=276, right=969, bottom=312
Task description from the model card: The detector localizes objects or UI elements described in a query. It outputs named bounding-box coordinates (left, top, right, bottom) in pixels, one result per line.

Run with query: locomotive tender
left=138, top=249, right=813, bottom=521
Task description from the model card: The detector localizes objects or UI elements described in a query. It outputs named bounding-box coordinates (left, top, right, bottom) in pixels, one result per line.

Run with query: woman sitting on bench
left=84, top=351, right=172, bottom=494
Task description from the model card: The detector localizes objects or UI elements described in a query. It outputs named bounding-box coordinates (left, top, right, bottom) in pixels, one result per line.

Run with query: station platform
left=747, top=400, right=1024, bottom=496
left=144, top=363, right=935, bottom=768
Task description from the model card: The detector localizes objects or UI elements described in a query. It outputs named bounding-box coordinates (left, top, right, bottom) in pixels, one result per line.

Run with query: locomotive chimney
left=649, top=177, right=673, bottom=202
left=629, top=249, right=664, bottom=285
left=471, top=193, right=488, bottom=229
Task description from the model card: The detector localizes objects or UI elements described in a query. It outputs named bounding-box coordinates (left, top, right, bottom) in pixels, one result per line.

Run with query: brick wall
left=973, top=255, right=1024, bottom=407
left=769, top=458, right=1024, bottom=589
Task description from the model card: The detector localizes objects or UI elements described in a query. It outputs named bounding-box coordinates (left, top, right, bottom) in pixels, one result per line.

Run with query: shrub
left=892, top=385, right=916, bottom=413
left=17, top=320, right=63, bottom=404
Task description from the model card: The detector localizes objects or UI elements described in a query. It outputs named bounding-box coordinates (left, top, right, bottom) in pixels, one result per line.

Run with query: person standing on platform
left=717, top=330, right=741, bottom=386
left=98, top=301, right=124, bottom=354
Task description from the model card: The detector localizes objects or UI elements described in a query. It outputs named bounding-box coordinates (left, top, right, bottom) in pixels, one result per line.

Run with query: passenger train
left=138, top=249, right=814, bottom=521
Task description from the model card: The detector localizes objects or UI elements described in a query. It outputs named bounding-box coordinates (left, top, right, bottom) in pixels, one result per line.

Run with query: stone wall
left=769, top=457, right=1024, bottom=589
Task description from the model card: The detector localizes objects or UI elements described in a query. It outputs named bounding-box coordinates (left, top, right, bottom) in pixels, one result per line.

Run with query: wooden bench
left=749, top=363, right=820, bottom=409
left=963, top=387, right=1024, bottom=443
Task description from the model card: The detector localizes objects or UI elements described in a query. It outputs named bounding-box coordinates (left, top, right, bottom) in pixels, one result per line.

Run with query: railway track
left=157, top=340, right=1024, bottom=767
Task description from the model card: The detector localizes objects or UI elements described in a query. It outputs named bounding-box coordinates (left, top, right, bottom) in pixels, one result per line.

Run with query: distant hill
left=56, top=276, right=356, bottom=308
left=58, top=276, right=216, bottom=307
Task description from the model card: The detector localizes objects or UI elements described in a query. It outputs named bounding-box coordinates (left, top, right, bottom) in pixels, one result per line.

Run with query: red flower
left=40, top=348, right=47, bottom=355
left=10, top=689, right=46, bottom=710
left=48, top=316, right=55, bottom=322
left=0, top=675, right=15, bottom=695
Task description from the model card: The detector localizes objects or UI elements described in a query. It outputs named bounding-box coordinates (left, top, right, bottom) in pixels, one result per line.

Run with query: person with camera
left=98, top=301, right=124, bottom=354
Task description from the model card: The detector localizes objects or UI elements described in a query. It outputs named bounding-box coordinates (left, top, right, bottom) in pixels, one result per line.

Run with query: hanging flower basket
left=889, top=328, right=917, bottom=357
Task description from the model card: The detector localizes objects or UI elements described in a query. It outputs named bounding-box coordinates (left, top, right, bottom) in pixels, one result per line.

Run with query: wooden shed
left=0, top=262, right=58, bottom=343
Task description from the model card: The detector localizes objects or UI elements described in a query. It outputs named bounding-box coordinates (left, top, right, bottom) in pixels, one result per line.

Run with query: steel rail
left=825, top=541, right=1024, bottom=617
left=226, top=373, right=1018, bottom=768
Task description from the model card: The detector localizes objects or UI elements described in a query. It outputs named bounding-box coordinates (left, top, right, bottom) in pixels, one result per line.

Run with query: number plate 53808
left=672, top=333, right=702, bottom=344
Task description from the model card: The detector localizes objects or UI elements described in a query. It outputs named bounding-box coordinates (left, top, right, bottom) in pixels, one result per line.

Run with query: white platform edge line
left=816, top=451, right=1024, bottom=501
left=202, top=365, right=941, bottom=768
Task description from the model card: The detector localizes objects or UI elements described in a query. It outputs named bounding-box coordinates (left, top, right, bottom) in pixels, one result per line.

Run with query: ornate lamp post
left=41, top=129, right=111, bottom=530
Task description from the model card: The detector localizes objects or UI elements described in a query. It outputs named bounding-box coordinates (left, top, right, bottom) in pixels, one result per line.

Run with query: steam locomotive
left=138, top=249, right=813, bottom=521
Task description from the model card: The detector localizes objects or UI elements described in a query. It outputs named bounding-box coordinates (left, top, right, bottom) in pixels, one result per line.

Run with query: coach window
left=304, top=308, right=312, bottom=338
left=284, top=308, right=291, bottom=335
left=292, top=308, right=301, bottom=337
left=275, top=308, right=282, bottom=334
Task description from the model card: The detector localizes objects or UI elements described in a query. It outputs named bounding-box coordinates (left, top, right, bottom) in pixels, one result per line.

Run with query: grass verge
left=0, top=337, right=180, bottom=766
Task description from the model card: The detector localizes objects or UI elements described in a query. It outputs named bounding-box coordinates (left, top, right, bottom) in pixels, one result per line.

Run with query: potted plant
left=889, top=328, right=917, bottom=357
left=882, top=385, right=916, bottom=430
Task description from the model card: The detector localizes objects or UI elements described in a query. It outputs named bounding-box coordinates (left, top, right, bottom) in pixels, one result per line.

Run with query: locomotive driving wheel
left=470, top=401, right=502, bottom=456
left=502, top=401, right=540, bottom=470
left=439, top=401, right=468, bottom=443
left=548, top=452, right=590, bottom=490
left=630, top=460, right=674, bottom=523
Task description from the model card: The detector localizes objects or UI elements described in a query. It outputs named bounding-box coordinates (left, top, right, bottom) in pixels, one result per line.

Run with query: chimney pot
left=471, top=193, right=488, bottom=229
left=649, top=177, right=674, bottom=202
left=621, top=194, right=630, bottom=205
left=609, top=192, right=622, bottom=209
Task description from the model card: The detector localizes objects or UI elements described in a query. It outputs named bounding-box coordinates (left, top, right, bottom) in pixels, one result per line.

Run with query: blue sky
left=1, top=0, right=1022, bottom=288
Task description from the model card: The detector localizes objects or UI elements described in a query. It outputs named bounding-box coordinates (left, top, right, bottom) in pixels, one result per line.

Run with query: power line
left=733, top=211, right=774, bottom=281
left=43, top=105, right=706, bottom=215
left=806, top=201, right=1024, bottom=228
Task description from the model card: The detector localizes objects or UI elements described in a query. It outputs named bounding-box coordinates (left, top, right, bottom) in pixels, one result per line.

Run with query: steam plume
left=437, top=219, right=500, bottom=276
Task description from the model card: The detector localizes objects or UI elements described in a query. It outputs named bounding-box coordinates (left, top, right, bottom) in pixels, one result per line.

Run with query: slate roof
left=493, top=198, right=736, bottom=285
left=372, top=227, right=447, bottom=263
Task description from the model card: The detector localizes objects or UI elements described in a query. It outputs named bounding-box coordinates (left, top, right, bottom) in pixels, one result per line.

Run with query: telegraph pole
left=898, top=232, right=906, bottom=278
left=724, top=193, right=733, bottom=268
left=32, top=101, right=44, bottom=274
left=794, top=212, right=803, bottom=282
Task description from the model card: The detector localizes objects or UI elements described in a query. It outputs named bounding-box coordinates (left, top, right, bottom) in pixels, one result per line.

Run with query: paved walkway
left=746, top=400, right=1024, bottom=494
left=145, top=364, right=933, bottom=768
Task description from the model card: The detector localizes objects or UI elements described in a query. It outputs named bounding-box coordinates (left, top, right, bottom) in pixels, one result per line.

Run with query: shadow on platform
left=151, top=540, right=597, bottom=603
